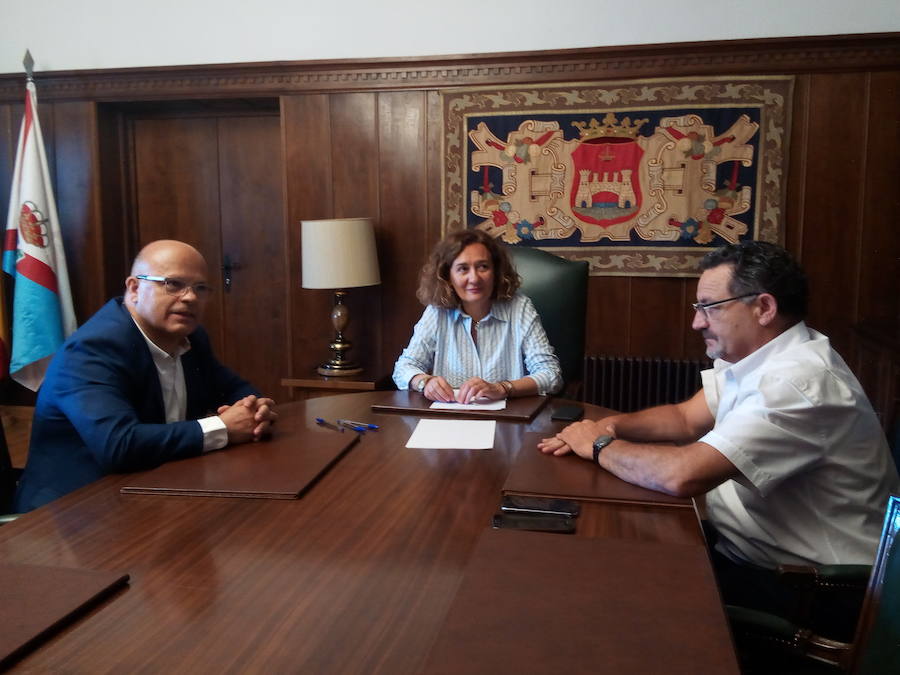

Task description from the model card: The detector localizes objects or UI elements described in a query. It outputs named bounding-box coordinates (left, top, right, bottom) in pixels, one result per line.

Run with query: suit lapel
left=114, top=300, right=168, bottom=422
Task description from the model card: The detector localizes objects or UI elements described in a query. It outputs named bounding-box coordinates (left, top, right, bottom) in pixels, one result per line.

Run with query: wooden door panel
left=131, top=114, right=286, bottom=398
left=217, top=115, right=286, bottom=399
left=131, top=117, right=224, bottom=354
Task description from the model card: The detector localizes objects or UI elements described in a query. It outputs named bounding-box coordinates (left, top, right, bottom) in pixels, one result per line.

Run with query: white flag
left=3, top=80, right=77, bottom=391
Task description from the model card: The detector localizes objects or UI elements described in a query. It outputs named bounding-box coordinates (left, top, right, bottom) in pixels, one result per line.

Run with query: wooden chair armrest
left=778, top=563, right=871, bottom=589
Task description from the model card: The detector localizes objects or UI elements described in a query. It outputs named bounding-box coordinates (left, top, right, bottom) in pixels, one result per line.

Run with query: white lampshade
left=301, top=218, right=381, bottom=289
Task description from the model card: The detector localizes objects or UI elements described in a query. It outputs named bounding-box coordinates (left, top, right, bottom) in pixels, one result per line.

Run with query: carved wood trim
left=0, top=33, right=898, bottom=103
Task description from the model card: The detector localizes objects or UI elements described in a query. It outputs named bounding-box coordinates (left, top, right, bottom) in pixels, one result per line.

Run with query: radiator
left=582, top=355, right=710, bottom=412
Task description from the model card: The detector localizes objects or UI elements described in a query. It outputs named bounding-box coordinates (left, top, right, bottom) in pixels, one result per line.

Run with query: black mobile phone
left=500, top=495, right=581, bottom=518
left=550, top=404, right=584, bottom=422
left=492, top=511, right=576, bottom=534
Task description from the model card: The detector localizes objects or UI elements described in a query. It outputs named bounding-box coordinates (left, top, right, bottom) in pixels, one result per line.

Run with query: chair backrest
left=504, top=245, right=588, bottom=394
left=887, top=419, right=900, bottom=475
left=0, top=417, right=16, bottom=514
left=851, top=493, right=900, bottom=674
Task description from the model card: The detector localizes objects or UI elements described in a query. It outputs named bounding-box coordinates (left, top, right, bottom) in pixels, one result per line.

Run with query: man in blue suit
left=14, top=240, right=277, bottom=511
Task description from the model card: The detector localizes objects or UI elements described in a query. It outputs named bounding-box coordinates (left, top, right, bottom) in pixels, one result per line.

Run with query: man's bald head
left=124, top=240, right=211, bottom=354
left=130, top=240, right=208, bottom=278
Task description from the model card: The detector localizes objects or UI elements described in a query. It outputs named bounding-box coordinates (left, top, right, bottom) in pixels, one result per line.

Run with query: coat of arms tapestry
left=442, top=76, right=793, bottom=277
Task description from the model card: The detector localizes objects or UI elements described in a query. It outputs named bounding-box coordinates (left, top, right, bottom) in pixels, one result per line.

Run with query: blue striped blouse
left=392, top=293, right=562, bottom=395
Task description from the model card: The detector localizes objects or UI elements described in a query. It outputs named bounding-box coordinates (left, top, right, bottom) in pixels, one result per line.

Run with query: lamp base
left=316, top=362, right=363, bottom=377
left=317, top=289, right=364, bottom=377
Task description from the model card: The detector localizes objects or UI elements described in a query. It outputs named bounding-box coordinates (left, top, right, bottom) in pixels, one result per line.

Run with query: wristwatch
left=415, top=376, right=429, bottom=393
left=592, top=435, right=614, bottom=464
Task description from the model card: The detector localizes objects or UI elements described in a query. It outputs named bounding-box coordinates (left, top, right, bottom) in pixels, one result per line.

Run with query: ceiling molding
left=0, top=33, right=897, bottom=103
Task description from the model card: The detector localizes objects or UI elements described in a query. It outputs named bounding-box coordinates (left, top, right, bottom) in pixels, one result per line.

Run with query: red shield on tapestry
left=570, top=139, right=643, bottom=227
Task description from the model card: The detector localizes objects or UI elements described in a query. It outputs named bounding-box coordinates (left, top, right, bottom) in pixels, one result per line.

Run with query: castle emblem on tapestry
left=442, top=77, right=793, bottom=276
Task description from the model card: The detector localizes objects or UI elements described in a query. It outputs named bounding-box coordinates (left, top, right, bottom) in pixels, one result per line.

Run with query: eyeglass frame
left=135, top=274, right=213, bottom=299
left=691, top=292, right=759, bottom=318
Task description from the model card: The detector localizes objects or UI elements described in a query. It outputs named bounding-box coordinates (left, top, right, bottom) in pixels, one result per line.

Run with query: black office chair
left=728, top=494, right=900, bottom=674
left=887, top=419, right=900, bottom=474
left=504, top=245, right=589, bottom=399
left=0, top=416, right=22, bottom=524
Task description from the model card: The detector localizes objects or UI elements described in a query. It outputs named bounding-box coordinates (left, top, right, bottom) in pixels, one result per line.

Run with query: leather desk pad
left=370, top=390, right=549, bottom=421
left=120, top=424, right=358, bottom=499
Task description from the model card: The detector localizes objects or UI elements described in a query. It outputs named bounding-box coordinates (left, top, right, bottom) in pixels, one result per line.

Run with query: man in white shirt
left=539, top=241, right=898, bottom=623
left=15, top=240, right=277, bottom=511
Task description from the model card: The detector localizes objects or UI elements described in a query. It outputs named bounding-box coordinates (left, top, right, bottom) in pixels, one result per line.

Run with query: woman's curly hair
left=416, top=229, right=520, bottom=308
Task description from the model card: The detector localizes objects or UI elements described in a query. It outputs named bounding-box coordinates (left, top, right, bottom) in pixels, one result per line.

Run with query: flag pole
left=0, top=53, right=31, bottom=379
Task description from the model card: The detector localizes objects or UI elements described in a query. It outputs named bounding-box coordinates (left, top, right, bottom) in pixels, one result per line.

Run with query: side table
left=281, top=371, right=392, bottom=400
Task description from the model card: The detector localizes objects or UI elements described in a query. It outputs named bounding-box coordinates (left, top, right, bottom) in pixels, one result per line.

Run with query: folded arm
left=605, top=389, right=716, bottom=444
left=56, top=369, right=205, bottom=473
left=52, top=333, right=265, bottom=472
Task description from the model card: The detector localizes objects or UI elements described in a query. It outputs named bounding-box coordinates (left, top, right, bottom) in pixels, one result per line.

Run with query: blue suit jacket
left=14, top=298, right=258, bottom=512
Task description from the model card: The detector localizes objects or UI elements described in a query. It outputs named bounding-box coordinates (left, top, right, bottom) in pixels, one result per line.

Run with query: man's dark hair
left=699, top=241, right=808, bottom=320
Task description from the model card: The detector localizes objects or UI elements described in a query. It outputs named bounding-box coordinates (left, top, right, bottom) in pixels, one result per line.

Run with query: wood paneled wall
left=0, top=34, right=898, bottom=402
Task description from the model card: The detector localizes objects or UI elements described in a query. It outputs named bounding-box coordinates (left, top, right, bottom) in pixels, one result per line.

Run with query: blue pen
left=337, top=418, right=379, bottom=430
left=335, top=419, right=367, bottom=432
left=315, top=417, right=344, bottom=432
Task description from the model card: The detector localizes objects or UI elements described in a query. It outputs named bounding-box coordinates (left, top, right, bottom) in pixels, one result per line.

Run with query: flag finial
left=23, top=50, right=34, bottom=81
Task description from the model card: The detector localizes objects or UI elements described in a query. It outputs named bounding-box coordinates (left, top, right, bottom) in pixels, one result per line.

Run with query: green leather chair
left=728, top=494, right=900, bottom=674
left=504, top=245, right=589, bottom=398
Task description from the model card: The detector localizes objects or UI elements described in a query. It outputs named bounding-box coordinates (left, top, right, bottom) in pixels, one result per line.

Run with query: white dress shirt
left=700, top=321, right=899, bottom=568
left=131, top=318, right=228, bottom=452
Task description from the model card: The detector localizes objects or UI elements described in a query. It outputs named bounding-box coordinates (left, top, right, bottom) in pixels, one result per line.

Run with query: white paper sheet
left=405, top=419, right=496, bottom=450
left=430, top=390, right=507, bottom=411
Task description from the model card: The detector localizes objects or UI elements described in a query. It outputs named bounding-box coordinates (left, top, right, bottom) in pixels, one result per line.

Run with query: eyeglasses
left=691, top=293, right=759, bottom=318
left=136, top=275, right=212, bottom=299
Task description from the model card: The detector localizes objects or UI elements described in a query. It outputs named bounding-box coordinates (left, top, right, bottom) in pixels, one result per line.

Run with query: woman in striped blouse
left=392, top=229, right=562, bottom=404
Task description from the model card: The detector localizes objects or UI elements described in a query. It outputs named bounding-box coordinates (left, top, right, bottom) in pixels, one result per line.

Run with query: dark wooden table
left=0, top=392, right=718, bottom=673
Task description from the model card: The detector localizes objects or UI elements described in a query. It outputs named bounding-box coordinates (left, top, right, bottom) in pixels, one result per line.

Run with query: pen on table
left=335, top=419, right=369, bottom=432
left=336, top=418, right=379, bottom=431
left=315, top=417, right=344, bottom=432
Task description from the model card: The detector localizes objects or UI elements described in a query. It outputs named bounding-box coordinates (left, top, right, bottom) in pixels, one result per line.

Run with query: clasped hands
left=537, top=417, right=619, bottom=460
left=421, top=375, right=506, bottom=404
left=218, top=395, right=278, bottom=444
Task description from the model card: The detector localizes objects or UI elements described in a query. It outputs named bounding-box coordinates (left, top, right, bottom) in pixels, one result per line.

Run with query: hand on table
left=537, top=418, right=613, bottom=460
left=218, top=395, right=278, bottom=443
left=457, top=377, right=505, bottom=404
left=422, top=375, right=455, bottom=402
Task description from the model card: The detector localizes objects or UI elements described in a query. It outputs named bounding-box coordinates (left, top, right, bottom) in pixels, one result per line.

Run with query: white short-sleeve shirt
left=700, top=321, right=899, bottom=568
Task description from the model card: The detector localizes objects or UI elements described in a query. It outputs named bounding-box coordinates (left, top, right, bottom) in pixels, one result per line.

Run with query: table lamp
left=301, top=217, right=381, bottom=376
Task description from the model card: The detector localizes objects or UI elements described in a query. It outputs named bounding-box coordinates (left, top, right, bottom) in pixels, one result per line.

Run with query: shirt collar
left=130, top=316, right=191, bottom=359
left=450, top=300, right=511, bottom=325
